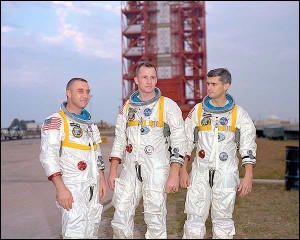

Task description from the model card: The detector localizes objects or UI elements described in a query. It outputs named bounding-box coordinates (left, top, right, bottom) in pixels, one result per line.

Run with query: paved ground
left=1, top=135, right=116, bottom=239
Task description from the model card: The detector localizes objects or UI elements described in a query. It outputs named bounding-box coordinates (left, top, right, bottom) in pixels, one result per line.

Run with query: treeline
left=8, top=118, right=36, bottom=130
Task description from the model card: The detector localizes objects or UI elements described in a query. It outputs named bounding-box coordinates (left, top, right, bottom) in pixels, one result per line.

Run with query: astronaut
left=39, top=78, right=106, bottom=239
left=180, top=68, right=257, bottom=239
left=107, top=61, right=187, bottom=239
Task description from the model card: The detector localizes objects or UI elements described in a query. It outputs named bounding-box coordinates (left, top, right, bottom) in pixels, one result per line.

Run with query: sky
left=1, top=1, right=299, bottom=128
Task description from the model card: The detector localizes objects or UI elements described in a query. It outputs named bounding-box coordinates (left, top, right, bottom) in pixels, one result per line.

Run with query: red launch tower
left=121, top=1, right=207, bottom=118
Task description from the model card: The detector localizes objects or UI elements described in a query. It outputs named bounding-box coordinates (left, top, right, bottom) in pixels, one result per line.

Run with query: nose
left=83, top=92, right=90, bottom=98
left=146, top=77, right=152, bottom=84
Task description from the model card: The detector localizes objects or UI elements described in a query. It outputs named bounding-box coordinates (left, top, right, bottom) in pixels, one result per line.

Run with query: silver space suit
left=183, top=94, right=256, bottom=239
left=110, top=87, right=186, bottom=239
left=39, top=102, right=105, bottom=239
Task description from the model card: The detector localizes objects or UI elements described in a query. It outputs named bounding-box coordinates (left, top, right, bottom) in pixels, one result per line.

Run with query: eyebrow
left=77, top=88, right=90, bottom=92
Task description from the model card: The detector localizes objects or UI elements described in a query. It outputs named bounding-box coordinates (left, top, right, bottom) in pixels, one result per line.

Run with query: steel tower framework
left=121, top=1, right=207, bottom=118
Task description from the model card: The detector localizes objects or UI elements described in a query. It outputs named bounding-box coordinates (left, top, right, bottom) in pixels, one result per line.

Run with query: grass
left=101, top=138, right=299, bottom=239
left=233, top=184, right=299, bottom=239
left=239, top=138, right=299, bottom=179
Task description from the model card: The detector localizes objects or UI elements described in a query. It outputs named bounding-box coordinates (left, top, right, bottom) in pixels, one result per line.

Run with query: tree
left=9, top=119, right=20, bottom=129
left=9, top=119, right=31, bottom=130
left=19, top=120, right=27, bottom=130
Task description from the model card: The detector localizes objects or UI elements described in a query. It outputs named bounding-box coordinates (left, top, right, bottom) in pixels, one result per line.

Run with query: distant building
left=26, top=122, right=42, bottom=130
left=255, top=115, right=299, bottom=140
left=96, top=120, right=112, bottom=129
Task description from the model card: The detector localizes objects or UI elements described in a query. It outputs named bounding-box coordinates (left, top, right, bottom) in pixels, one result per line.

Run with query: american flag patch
left=42, top=117, right=62, bottom=131
left=120, top=103, right=126, bottom=115
left=187, top=107, right=195, bottom=119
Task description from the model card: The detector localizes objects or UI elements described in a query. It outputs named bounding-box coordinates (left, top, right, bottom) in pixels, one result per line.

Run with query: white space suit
left=39, top=102, right=105, bottom=239
left=183, top=94, right=257, bottom=239
left=110, top=88, right=186, bottom=239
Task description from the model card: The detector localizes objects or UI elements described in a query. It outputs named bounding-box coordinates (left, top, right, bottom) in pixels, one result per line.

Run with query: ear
left=224, top=83, right=230, bottom=91
left=66, top=89, right=71, bottom=98
left=134, top=76, right=139, bottom=85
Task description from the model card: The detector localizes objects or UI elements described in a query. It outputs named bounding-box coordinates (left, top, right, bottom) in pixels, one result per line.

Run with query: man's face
left=206, top=76, right=230, bottom=99
left=134, top=66, right=157, bottom=95
left=67, top=80, right=90, bottom=110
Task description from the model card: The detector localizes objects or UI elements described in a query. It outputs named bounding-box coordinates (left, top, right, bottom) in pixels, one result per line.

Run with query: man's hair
left=207, top=68, right=231, bottom=84
left=66, top=78, right=88, bottom=90
left=135, top=61, right=157, bottom=76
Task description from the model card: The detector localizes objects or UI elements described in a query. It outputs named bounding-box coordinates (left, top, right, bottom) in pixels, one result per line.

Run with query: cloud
left=52, top=1, right=91, bottom=15
left=1, top=62, right=48, bottom=88
left=1, top=25, right=15, bottom=33
left=52, top=1, right=73, bottom=8
left=88, top=2, right=121, bottom=14
left=40, top=1, right=120, bottom=60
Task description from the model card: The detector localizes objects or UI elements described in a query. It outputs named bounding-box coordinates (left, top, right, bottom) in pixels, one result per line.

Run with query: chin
left=80, top=103, right=88, bottom=108
left=145, top=87, right=154, bottom=92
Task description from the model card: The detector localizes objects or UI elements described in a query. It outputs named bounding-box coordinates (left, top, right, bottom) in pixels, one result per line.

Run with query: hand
left=108, top=160, right=119, bottom=190
left=56, top=187, right=74, bottom=211
left=165, top=162, right=181, bottom=193
left=165, top=174, right=179, bottom=194
left=99, top=171, right=107, bottom=202
left=165, top=176, right=179, bottom=193
left=238, top=164, right=254, bottom=197
left=238, top=175, right=253, bottom=197
left=108, top=171, right=118, bottom=190
left=179, top=167, right=190, bottom=188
